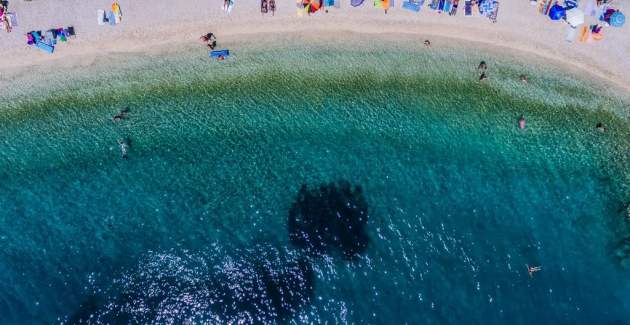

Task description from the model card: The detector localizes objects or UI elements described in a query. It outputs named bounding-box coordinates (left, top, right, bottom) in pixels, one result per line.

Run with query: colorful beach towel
left=402, top=0, right=424, bottom=12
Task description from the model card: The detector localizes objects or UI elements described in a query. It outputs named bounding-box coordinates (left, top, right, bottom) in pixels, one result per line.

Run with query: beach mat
left=36, top=41, right=54, bottom=54
left=210, top=49, right=230, bottom=58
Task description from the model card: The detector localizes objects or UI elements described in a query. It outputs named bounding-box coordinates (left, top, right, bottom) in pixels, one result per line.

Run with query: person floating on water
left=478, top=60, right=488, bottom=70
left=518, top=116, right=526, bottom=129
left=112, top=107, right=130, bottom=122
left=519, top=74, right=528, bottom=83
left=596, top=122, right=607, bottom=133
left=117, top=138, right=129, bottom=159
left=527, top=264, right=541, bottom=277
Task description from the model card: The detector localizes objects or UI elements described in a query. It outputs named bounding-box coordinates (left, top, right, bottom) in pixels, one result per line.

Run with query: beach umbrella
left=609, top=11, right=625, bottom=27
left=351, top=0, right=364, bottom=7
left=565, top=8, right=585, bottom=27
left=548, top=4, right=565, bottom=21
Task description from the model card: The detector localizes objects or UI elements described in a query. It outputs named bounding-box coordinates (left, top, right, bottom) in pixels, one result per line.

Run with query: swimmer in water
left=527, top=264, right=541, bottom=277
left=478, top=61, right=487, bottom=70
left=479, top=72, right=488, bottom=81
left=518, top=116, right=526, bottom=129
left=112, top=107, right=130, bottom=122
left=519, top=74, right=528, bottom=83
left=596, top=122, right=607, bottom=133
left=117, top=138, right=129, bottom=159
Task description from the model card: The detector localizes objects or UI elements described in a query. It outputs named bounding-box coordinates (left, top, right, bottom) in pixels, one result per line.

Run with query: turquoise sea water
left=1, top=37, right=629, bottom=323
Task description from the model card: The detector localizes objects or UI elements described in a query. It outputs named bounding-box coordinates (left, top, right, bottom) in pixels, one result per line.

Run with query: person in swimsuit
left=527, top=264, right=541, bottom=277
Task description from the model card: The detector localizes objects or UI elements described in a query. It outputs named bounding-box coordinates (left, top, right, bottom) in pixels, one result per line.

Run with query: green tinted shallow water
left=0, top=38, right=629, bottom=323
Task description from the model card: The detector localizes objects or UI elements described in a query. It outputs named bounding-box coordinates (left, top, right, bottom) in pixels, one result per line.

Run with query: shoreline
left=0, top=1, right=629, bottom=97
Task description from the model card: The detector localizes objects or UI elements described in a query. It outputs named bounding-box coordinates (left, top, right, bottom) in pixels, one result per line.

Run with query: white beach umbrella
left=565, top=8, right=585, bottom=27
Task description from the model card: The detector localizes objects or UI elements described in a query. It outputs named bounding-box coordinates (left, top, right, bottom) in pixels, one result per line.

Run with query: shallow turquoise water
left=0, top=39, right=629, bottom=323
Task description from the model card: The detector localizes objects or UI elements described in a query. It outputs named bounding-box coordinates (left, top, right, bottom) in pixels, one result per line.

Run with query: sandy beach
left=0, top=0, right=628, bottom=94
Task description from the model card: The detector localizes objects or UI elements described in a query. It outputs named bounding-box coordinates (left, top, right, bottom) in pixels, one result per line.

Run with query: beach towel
left=565, top=25, right=577, bottom=42
left=402, top=0, right=422, bottom=12
left=443, top=0, right=452, bottom=13
left=210, top=49, right=230, bottom=58
left=351, top=0, right=364, bottom=6
left=112, top=1, right=122, bottom=23
left=108, top=11, right=116, bottom=25
left=465, top=0, right=472, bottom=15
left=7, top=12, right=16, bottom=28
left=36, top=41, right=54, bottom=54
left=97, top=9, right=105, bottom=25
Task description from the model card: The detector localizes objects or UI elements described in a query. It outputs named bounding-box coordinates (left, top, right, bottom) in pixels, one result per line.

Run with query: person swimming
left=519, top=74, right=528, bottom=83
left=478, top=61, right=487, bottom=70
left=596, top=122, right=607, bottom=133
left=527, top=264, right=541, bottom=277
left=479, top=72, right=488, bottom=81
left=518, top=116, right=526, bottom=129
left=117, top=138, right=129, bottom=159
left=112, top=107, right=130, bottom=122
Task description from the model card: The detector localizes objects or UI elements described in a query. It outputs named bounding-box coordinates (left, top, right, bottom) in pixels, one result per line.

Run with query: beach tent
left=548, top=4, right=565, bottom=20
left=609, top=11, right=625, bottom=27
left=565, top=8, right=585, bottom=27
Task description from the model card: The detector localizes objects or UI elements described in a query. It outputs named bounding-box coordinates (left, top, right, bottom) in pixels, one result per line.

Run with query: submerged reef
left=68, top=246, right=313, bottom=324
left=288, top=181, right=369, bottom=258
left=612, top=236, right=630, bottom=270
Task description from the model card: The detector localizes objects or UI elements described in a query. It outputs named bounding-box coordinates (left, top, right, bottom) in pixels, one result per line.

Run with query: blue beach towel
left=443, top=0, right=452, bottom=12
left=108, top=11, right=116, bottom=25
left=402, top=0, right=421, bottom=12
left=351, top=0, right=364, bottom=7
left=210, top=49, right=230, bottom=58
left=36, top=41, right=54, bottom=53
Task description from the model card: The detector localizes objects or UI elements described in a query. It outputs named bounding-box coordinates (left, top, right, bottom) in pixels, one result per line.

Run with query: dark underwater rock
left=67, top=246, right=313, bottom=324
left=288, top=181, right=369, bottom=258
left=612, top=236, right=630, bottom=270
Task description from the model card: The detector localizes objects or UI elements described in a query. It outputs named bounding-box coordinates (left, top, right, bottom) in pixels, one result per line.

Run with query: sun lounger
left=36, top=41, right=54, bottom=54
left=210, top=49, right=230, bottom=58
